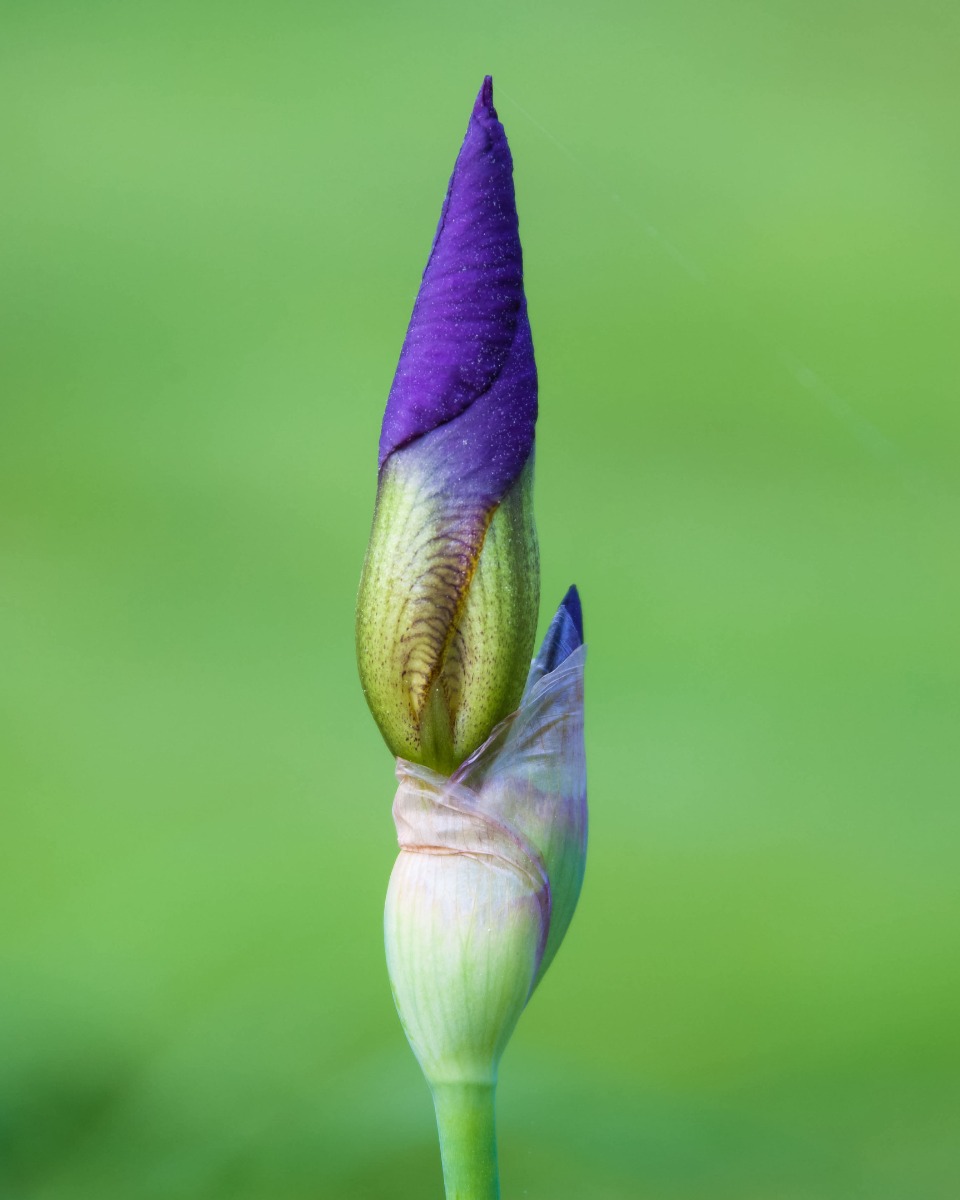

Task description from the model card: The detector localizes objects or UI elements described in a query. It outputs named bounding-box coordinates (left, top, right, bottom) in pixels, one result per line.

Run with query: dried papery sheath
left=384, top=589, right=587, bottom=1087
left=357, top=77, right=539, bottom=774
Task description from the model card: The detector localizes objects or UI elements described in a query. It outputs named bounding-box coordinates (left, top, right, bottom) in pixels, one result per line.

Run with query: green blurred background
left=2, top=1, right=958, bottom=1196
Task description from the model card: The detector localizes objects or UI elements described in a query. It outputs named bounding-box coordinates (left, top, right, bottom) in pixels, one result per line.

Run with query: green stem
left=431, top=1082, right=500, bottom=1200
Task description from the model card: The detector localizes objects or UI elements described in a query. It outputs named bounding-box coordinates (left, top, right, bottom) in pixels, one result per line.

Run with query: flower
left=356, top=76, right=539, bottom=774
left=384, top=589, right=587, bottom=1085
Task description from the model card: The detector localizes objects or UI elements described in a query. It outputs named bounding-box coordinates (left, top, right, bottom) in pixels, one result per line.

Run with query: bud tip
left=560, top=585, right=583, bottom=642
left=475, top=75, right=495, bottom=117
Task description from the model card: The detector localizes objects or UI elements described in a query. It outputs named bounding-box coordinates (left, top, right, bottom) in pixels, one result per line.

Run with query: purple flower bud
left=378, top=76, right=537, bottom=508
left=357, top=78, right=540, bottom=772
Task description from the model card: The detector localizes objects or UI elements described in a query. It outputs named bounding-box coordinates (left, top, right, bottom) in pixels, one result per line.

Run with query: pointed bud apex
left=357, top=77, right=539, bottom=773
left=384, top=591, right=587, bottom=1085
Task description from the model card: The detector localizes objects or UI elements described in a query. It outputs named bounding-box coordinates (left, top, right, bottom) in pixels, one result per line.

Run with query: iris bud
left=356, top=77, right=539, bottom=773
left=384, top=590, right=587, bottom=1087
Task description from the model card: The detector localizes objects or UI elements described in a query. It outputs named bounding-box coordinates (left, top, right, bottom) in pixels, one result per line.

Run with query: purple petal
left=378, top=76, right=537, bottom=507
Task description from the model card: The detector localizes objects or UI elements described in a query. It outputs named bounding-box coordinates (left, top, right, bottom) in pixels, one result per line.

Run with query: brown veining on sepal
left=356, top=452, right=538, bottom=771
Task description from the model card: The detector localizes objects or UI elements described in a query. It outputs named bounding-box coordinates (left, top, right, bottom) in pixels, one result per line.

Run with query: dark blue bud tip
left=561, top=585, right=584, bottom=644
left=531, top=585, right=584, bottom=681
